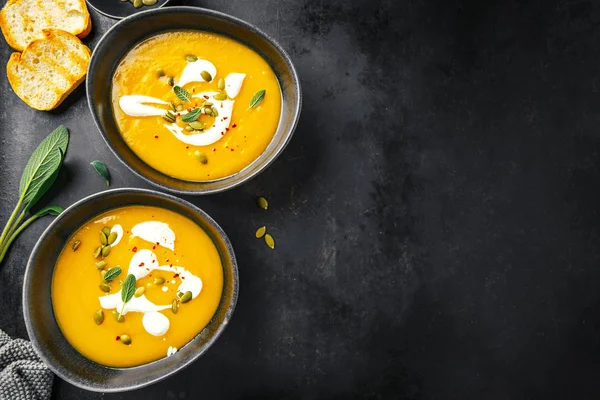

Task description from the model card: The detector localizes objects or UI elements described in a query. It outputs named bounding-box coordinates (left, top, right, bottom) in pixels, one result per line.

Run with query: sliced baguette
left=7, top=29, right=91, bottom=111
left=0, top=0, right=92, bottom=52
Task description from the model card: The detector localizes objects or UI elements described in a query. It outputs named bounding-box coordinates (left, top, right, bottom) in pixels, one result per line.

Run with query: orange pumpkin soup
left=51, top=206, right=223, bottom=367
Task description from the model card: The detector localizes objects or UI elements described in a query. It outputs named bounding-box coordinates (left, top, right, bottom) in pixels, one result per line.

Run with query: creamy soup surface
left=51, top=206, right=223, bottom=367
left=111, top=30, right=282, bottom=181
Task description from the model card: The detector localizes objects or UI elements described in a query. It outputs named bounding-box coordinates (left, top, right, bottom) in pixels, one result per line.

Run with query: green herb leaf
left=19, top=126, right=69, bottom=208
left=174, top=86, right=191, bottom=102
left=182, top=108, right=201, bottom=122
left=121, top=274, right=136, bottom=304
left=103, top=267, right=122, bottom=282
left=247, top=89, right=266, bottom=110
left=34, top=206, right=63, bottom=217
left=90, top=161, right=110, bottom=186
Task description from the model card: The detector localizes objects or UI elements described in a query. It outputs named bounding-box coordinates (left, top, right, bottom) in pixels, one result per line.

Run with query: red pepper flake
left=186, top=146, right=189, bottom=149
left=139, top=262, right=145, bottom=267
left=181, top=276, right=186, bottom=280
left=225, top=128, right=229, bottom=131
left=192, top=88, right=196, bottom=93
left=173, top=274, right=180, bottom=278
left=116, top=336, right=120, bottom=341
left=224, top=117, right=228, bottom=120
left=146, top=268, right=150, bottom=271
left=221, top=132, right=224, bottom=136
left=177, top=113, right=181, bottom=116
left=154, top=135, right=159, bottom=139
left=232, top=124, right=237, bottom=128
left=132, top=246, right=138, bottom=252
left=156, top=242, right=160, bottom=245
left=212, top=148, right=216, bottom=152
left=203, top=95, right=209, bottom=99
left=152, top=245, right=156, bottom=250
left=169, top=264, right=173, bottom=267
left=166, top=259, right=169, bottom=262
left=152, top=260, right=155, bottom=263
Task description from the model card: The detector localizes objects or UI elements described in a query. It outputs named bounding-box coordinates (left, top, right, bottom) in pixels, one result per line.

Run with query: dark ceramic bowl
left=23, top=189, right=238, bottom=392
left=87, top=6, right=302, bottom=194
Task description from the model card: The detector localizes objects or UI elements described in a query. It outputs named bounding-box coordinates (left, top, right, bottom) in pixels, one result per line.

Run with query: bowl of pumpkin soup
left=87, top=7, right=301, bottom=194
left=23, top=188, right=238, bottom=392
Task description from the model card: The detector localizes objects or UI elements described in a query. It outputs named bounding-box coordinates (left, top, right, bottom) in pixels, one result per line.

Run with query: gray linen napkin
left=0, top=329, right=53, bottom=400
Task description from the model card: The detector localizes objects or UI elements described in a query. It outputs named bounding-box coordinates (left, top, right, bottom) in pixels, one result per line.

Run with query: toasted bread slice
left=7, top=29, right=91, bottom=111
left=0, top=0, right=92, bottom=52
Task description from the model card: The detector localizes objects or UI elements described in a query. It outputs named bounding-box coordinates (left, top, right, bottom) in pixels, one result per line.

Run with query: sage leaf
left=90, top=161, right=110, bottom=186
left=248, top=89, right=266, bottom=110
left=174, top=86, right=191, bottom=102
left=103, top=267, right=122, bottom=282
left=19, top=126, right=69, bottom=208
left=34, top=206, right=63, bottom=217
left=181, top=108, right=201, bottom=122
left=121, top=274, right=136, bottom=304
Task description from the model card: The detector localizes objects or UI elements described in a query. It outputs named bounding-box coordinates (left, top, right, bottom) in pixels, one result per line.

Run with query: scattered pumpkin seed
left=154, top=277, right=165, bottom=285
left=176, top=292, right=184, bottom=299
left=169, top=101, right=177, bottom=112
left=102, top=245, right=111, bottom=258
left=194, top=150, right=208, bottom=164
left=112, top=310, right=125, bottom=323
left=93, top=246, right=102, bottom=259
left=72, top=240, right=81, bottom=251
left=203, top=101, right=213, bottom=107
left=214, top=93, right=227, bottom=101
left=143, top=0, right=157, bottom=5
left=211, top=107, right=219, bottom=117
left=257, top=196, right=269, bottom=210
left=168, top=77, right=175, bottom=86
left=102, top=227, right=111, bottom=237
left=185, top=125, right=194, bottom=132
left=180, top=291, right=192, bottom=303
left=172, top=299, right=179, bottom=314
left=94, top=310, right=104, bottom=325
left=201, top=70, right=212, bottom=82
left=218, top=78, right=225, bottom=90
left=176, top=104, right=184, bottom=112
left=108, top=231, right=117, bottom=245
left=157, top=68, right=165, bottom=78
left=95, top=260, right=107, bottom=270
left=99, top=283, right=111, bottom=293
left=135, top=286, right=145, bottom=297
left=133, top=0, right=143, bottom=8
left=100, top=231, right=108, bottom=245
left=162, top=111, right=176, bottom=123
left=255, top=226, right=266, bottom=238
left=189, top=121, right=205, bottom=130
left=185, top=54, right=198, bottom=62
left=120, top=334, right=131, bottom=345
left=265, top=234, right=275, bottom=249
left=101, top=270, right=107, bottom=279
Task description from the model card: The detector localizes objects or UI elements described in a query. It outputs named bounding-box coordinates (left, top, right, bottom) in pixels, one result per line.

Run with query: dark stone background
left=1, top=0, right=600, bottom=398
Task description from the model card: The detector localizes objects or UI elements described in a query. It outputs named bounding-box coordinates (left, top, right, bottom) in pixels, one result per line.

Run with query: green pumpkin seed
left=168, top=77, right=175, bottom=86
left=185, top=125, right=194, bottom=132
left=102, top=227, right=111, bottom=237
left=201, top=70, right=212, bottom=82
left=218, top=78, right=225, bottom=90
left=100, top=270, right=107, bottom=279
left=120, top=334, right=131, bottom=345
left=135, top=286, right=145, bottom=297
left=265, top=233, right=275, bottom=249
left=211, top=107, right=219, bottom=117
left=180, top=291, right=192, bottom=303
left=96, top=260, right=107, bottom=270
left=176, top=104, right=184, bottom=111
left=133, top=0, right=143, bottom=8
left=112, top=310, right=125, bottom=323
left=72, top=240, right=81, bottom=251
left=170, top=101, right=177, bottom=112
left=185, top=54, right=198, bottom=62
left=162, top=112, right=176, bottom=123
left=108, top=232, right=117, bottom=245
left=154, top=277, right=165, bottom=285
left=100, top=231, right=108, bottom=245
left=143, top=0, right=157, bottom=5
left=194, top=150, right=208, bottom=164
left=93, top=246, right=101, bottom=259
left=189, top=121, right=205, bottom=130
left=102, top=245, right=111, bottom=258
left=176, top=292, right=184, bottom=299
left=213, top=93, right=227, bottom=101
left=203, top=107, right=213, bottom=116
left=203, top=101, right=213, bottom=107
left=255, top=226, right=266, bottom=238
left=157, top=68, right=165, bottom=78
left=94, top=310, right=104, bottom=325
left=257, top=196, right=268, bottom=210
left=99, top=283, right=111, bottom=293
left=172, top=299, right=179, bottom=314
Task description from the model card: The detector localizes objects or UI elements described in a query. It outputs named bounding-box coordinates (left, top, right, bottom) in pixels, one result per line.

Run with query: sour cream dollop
left=178, top=59, right=217, bottom=87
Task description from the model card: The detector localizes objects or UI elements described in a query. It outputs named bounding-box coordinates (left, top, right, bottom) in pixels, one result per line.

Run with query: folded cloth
left=0, top=329, right=53, bottom=400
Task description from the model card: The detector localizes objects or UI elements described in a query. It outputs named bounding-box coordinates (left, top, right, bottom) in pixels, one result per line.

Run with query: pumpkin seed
left=172, top=299, right=179, bottom=314
left=194, top=150, right=208, bottom=164
left=108, top=231, right=117, bottom=245
left=185, top=125, right=194, bottom=132
left=95, top=260, right=107, bottom=270
left=157, top=68, right=165, bottom=78
left=257, top=196, right=268, bottom=210
left=135, top=286, right=145, bottom=297
left=102, top=227, right=111, bottom=237
left=93, top=246, right=102, bottom=259
left=176, top=292, right=184, bottom=299
left=185, top=54, right=198, bottom=62
left=162, top=112, right=176, bottom=123
left=189, top=121, right=205, bottom=130
left=265, top=234, right=275, bottom=249
left=176, top=104, right=184, bottom=111
left=99, top=283, right=111, bottom=293
left=203, top=107, right=213, bottom=116
left=203, top=102, right=213, bottom=107
left=201, top=70, right=212, bottom=82
left=100, top=270, right=107, bottom=279
left=211, top=107, right=219, bottom=117
left=100, top=231, right=108, bottom=245
left=213, top=93, right=227, bottom=101
left=94, top=310, right=104, bottom=325
left=255, top=226, right=266, bottom=238
left=112, top=310, right=125, bottom=323
left=72, top=240, right=81, bottom=251
left=170, top=101, right=177, bottom=112
left=133, top=0, right=143, bottom=8
left=154, top=277, right=165, bottom=285
left=120, top=334, right=131, bottom=345
left=102, top=245, right=111, bottom=258
left=180, top=291, right=192, bottom=303
left=218, top=78, right=225, bottom=90
left=143, top=0, right=157, bottom=5
left=168, top=77, right=175, bottom=86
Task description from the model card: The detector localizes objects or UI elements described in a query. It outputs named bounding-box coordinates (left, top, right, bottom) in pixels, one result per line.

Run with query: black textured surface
left=1, top=0, right=600, bottom=399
